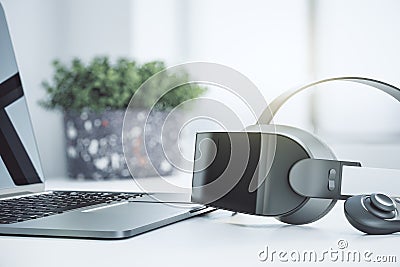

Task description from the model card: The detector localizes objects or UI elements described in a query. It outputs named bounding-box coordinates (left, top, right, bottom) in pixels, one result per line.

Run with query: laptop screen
left=0, top=5, right=44, bottom=187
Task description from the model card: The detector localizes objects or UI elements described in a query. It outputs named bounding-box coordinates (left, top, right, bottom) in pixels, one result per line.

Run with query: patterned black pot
left=64, top=109, right=178, bottom=180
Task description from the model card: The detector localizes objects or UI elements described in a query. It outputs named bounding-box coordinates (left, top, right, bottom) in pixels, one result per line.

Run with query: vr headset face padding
left=246, top=125, right=338, bottom=225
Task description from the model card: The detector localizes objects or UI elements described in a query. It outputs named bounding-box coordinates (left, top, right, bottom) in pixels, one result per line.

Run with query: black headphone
left=192, top=77, right=400, bottom=234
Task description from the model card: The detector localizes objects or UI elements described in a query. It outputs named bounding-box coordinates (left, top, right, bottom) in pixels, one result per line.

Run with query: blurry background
left=1, top=0, right=400, bottom=179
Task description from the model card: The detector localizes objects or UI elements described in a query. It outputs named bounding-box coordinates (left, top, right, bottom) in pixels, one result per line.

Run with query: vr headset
left=191, top=77, right=400, bottom=235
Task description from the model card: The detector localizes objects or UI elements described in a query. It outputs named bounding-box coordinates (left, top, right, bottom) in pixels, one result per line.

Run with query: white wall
left=132, top=0, right=312, bottom=129
left=57, top=0, right=133, bottom=62
left=313, top=0, right=400, bottom=141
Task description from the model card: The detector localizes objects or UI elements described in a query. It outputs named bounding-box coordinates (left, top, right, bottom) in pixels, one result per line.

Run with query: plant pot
left=64, top=109, right=178, bottom=180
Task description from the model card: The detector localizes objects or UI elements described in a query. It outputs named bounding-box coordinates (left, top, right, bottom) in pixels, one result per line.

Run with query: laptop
left=0, top=3, right=212, bottom=239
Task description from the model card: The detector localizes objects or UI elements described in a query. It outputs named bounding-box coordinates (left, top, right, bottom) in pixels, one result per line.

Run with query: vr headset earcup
left=246, top=124, right=337, bottom=224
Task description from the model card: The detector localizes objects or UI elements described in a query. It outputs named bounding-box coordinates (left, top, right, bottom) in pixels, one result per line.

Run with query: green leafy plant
left=40, top=56, right=206, bottom=112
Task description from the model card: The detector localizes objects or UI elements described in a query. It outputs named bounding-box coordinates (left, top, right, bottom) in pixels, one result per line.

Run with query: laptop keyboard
left=0, top=191, right=144, bottom=224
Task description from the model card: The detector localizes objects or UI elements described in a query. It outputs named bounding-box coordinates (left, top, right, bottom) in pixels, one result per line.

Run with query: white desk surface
left=0, top=178, right=399, bottom=267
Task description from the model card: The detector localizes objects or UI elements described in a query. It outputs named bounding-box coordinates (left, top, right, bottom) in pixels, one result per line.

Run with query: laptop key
left=0, top=191, right=144, bottom=224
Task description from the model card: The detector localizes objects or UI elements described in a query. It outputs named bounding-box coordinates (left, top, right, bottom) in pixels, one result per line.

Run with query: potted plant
left=40, top=56, right=206, bottom=179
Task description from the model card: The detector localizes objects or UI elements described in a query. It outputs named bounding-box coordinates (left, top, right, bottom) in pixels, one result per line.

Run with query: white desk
left=0, top=178, right=398, bottom=267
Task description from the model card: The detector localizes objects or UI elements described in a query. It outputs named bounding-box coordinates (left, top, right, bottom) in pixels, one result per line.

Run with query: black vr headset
left=191, top=77, right=400, bottom=234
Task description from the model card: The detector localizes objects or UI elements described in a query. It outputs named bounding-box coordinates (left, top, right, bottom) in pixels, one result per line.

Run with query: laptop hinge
left=0, top=183, right=44, bottom=198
